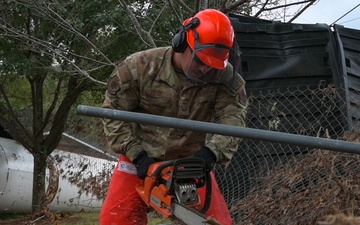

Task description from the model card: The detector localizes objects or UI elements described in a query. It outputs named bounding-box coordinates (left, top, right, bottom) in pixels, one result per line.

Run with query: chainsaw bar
left=172, top=202, right=222, bottom=225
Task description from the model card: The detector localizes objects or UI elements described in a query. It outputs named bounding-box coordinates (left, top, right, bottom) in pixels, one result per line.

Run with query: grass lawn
left=0, top=211, right=174, bottom=225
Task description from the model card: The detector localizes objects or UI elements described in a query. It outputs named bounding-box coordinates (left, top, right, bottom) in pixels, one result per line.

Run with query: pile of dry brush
left=233, top=131, right=360, bottom=225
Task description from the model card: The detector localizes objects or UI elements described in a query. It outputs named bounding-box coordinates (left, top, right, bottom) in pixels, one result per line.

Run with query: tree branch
left=223, top=0, right=251, bottom=13
left=43, top=77, right=89, bottom=152
left=194, top=0, right=200, bottom=13
left=220, top=0, right=229, bottom=12
left=261, top=0, right=315, bottom=11
left=149, top=3, right=169, bottom=35
left=173, top=0, right=194, bottom=14
left=1, top=24, right=107, bottom=85
left=118, top=0, right=157, bottom=48
left=32, top=1, right=116, bottom=68
left=288, top=0, right=316, bottom=23
left=254, top=0, right=270, bottom=17
left=41, top=77, right=63, bottom=133
left=0, top=84, right=33, bottom=150
left=167, top=0, right=184, bottom=23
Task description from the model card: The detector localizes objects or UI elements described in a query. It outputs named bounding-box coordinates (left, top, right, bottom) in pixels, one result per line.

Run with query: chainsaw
left=135, top=158, right=222, bottom=225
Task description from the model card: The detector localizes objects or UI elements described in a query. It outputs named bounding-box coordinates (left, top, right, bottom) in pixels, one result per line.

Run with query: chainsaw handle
left=150, top=160, right=176, bottom=177
left=201, top=172, right=212, bottom=214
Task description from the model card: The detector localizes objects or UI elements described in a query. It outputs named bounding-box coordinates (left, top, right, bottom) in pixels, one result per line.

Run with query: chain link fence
left=212, top=17, right=360, bottom=224
left=215, top=82, right=360, bottom=224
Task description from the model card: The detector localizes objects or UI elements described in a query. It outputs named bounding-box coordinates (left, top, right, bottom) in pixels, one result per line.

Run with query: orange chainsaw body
left=135, top=160, right=204, bottom=218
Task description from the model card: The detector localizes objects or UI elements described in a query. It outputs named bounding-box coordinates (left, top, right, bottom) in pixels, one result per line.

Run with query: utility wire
left=330, top=3, right=360, bottom=26
left=338, top=16, right=360, bottom=25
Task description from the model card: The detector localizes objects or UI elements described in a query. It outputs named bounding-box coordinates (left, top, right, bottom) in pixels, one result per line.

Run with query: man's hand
left=191, top=147, right=216, bottom=173
left=133, top=150, right=156, bottom=179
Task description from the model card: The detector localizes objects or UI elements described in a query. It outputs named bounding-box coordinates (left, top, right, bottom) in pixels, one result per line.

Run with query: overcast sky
left=293, top=0, right=360, bottom=30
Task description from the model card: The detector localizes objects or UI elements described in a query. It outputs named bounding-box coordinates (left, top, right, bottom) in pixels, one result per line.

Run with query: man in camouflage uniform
left=100, top=9, right=248, bottom=225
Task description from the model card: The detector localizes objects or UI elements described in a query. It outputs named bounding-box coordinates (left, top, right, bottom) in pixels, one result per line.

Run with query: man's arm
left=206, top=73, right=248, bottom=163
left=102, top=59, right=143, bottom=161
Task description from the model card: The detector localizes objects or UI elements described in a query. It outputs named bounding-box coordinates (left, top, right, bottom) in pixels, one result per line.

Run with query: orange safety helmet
left=184, top=9, right=235, bottom=70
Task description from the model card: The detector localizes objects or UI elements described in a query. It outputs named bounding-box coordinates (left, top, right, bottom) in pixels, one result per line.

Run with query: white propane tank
left=0, top=136, right=117, bottom=213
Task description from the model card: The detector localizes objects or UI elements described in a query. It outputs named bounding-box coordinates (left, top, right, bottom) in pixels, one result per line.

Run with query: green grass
left=60, top=212, right=173, bottom=225
left=148, top=217, right=173, bottom=225
left=60, top=212, right=99, bottom=225
left=0, top=212, right=173, bottom=225
left=0, top=212, right=27, bottom=220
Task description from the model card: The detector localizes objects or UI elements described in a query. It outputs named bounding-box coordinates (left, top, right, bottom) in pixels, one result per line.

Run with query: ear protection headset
left=172, top=17, right=200, bottom=53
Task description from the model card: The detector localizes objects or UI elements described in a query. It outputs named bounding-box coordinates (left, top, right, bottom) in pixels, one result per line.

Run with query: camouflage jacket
left=102, top=47, right=248, bottom=163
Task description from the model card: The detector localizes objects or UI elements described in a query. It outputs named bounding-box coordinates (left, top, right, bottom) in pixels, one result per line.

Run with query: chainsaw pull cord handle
left=201, top=171, right=212, bottom=214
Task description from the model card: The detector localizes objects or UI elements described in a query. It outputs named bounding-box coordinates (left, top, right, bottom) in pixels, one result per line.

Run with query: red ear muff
left=172, top=18, right=200, bottom=53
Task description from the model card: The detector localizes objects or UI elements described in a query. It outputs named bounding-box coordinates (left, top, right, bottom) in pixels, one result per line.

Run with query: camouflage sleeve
left=102, top=56, right=143, bottom=161
left=206, top=73, right=248, bottom=163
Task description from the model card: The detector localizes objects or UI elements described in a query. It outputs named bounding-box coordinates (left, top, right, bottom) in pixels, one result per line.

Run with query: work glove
left=191, top=147, right=216, bottom=173
left=133, top=150, right=156, bottom=180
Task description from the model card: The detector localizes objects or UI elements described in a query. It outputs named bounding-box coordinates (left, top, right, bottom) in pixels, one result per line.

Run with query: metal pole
left=77, top=105, right=360, bottom=154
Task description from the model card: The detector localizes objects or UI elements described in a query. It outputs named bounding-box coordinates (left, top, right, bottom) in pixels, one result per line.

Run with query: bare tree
left=117, top=0, right=317, bottom=47
left=0, top=0, right=123, bottom=214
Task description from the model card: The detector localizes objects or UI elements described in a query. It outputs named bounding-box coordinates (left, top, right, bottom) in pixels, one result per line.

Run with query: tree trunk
left=31, top=150, right=48, bottom=215
left=29, top=77, right=89, bottom=214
